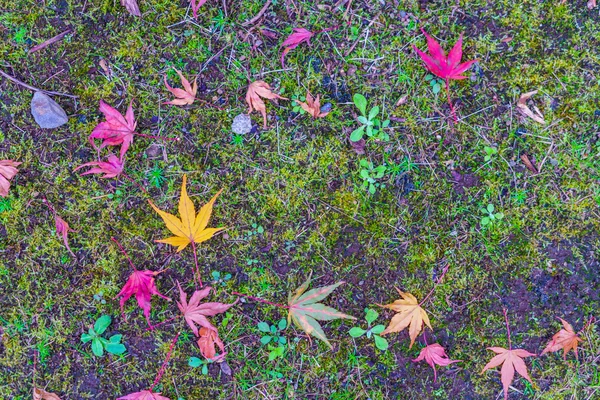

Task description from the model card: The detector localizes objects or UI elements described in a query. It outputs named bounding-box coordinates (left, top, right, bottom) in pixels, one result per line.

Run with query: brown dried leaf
left=121, top=0, right=141, bottom=16
left=378, top=289, right=432, bottom=348
left=520, top=154, right=538, bottom=173
left=541, top=318, right=582, bottom=360
left=517, top=90, right=546, bottom=124
left=245, top=81, right=288, bottom=128
left=296, top=91, right=329, bottom=119
left=481, top=347, right=536, bottom=400
left=33, top=388, right=61, bottom=400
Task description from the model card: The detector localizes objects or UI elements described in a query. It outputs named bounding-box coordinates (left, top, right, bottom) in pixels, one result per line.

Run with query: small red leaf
left=74, top=154, right=124, bottom=179
left=280, top=28, right=314, bottom=67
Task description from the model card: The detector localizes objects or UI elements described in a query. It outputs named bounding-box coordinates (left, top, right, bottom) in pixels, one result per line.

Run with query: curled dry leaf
left=197, top=326, right=226, bottom=361
left=541, top=318, right=582, bottom=360
left=520, top=154, right=538, bottom=173
left=33, top=388, right=61, bottom=400
left=55, top=215, right=76, bottom=258
left=481, top=347, right=536, bottom=400
left=517, top=90, right=546, bottom=124
left=164, top=69, right=197, bottom=106
left=0, top=160, right=21, bottom=197
left=89, top=100, right=138, bottom=160
left=117, top=390, right=170, bottom=400
left=412, top=343, right=461, bottom=382
left=378, top=289, right=432, bottom=348
left=296, top=91, right=330, bottom=119
left=245, top=81, right=288, bottom=129
left=287, top=274, right=356, bottom=349
left=281, top=28, right=314, bottom=67
left=74, top=154, right=124, bottom=179
left=121, top=0, right=141, bottom=16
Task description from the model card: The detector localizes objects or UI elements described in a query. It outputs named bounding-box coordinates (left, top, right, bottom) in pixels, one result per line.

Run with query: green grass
left=0, top=0, right=599, bottom=399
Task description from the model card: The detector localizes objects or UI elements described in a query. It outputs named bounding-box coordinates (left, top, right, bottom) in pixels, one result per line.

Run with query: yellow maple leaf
left=149, top=174, right=224, bottom=252
left=379, top=288, right=432, bottom=348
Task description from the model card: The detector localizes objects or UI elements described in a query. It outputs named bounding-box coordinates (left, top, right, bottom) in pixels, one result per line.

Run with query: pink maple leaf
left=74, top=154, right=124, bottom=179
left=281, top=28, right=314, bottom=67
left=413, top=29, right=477, bottom=82
left=117, top=390, right=170, bottom=400
left=190, top=0, right=207, bottom=19
left=412, top=343, right=461, bottom=382
left=89, top=100, right=137, bottom=160
left=0, top=160, right=21, bottom=198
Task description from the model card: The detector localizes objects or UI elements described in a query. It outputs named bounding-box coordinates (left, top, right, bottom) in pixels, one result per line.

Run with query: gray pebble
left=30, top=91, right=68, bottom=129
left=231, top=114, right=253, bottom=135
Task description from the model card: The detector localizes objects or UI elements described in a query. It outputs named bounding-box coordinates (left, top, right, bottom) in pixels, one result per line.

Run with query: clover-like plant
left=81, top=315, right=126, bottom=357
left=350, top=94, right=390, bottom=142
left=480, top=203, right=504, bottom=227
left=349, top=308, right=389, bottom=351
left=258, top=319, right=287, bottom=360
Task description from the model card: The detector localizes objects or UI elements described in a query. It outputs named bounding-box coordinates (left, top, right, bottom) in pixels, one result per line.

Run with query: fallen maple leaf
left=164, top=69, right=197, bottom=106
left=482, top=347, right=535, bottom=400
left=287, top=274, right=355, bottom=349
left=190, top=0, right=207, bottom=19
left=281, top=28, right=314, bottom=67
left=117, top=390, right=169, bottom=400
left=33, top=388, right=61, bottom=400
left=413, top=343, right=461, bottom=382
left=541, top=318, right=582, bottom=360
left=177, top=282, right=237, bottom=337
left=246, top=81, right=288, bottom=129
left=413, top=29, right=477, bottom=82
left=55, top=215, right=76, bottom=258
left=517, top=90, right=546, bottom=124
left=589, top=0, right=597, bottom=8
left=296, top=91, right=330, bottom=119
left=89, top=100, right=137, bottom=160
left=74, top=154, right=124, bottom=179
left=121, top=0, right=141, bottom=16
left=378, top=289, right=432, bottom=348
left=197, top=326, right=226, bottom=361
left=0, top=160, right=21, bottom=197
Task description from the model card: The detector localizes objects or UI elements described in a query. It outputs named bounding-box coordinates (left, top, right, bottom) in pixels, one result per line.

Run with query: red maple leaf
left=74, top=154, right=124, bottom=179
left=89, top=100, right=137, bottom=160
left=413, top=29, right=477, bottom=82
left=117, top=390, right=169, bottom=400
left=281, top=28, right=314, bottom=67
left=113, top=239, right=171, bottom=328
left=412, top=343, right=461, bottom=382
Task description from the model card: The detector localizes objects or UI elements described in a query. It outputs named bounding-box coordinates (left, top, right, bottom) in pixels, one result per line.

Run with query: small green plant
left=348, top=308, right=388, bottom=351
left=211, top=270, right=232, bottom=287
left=483, top=146, right=498, bottom=162
left=93, top=291, right=107, bottom=305
left=359, top=159, right=386, bottom=194
left=189, top=356, right=213, bottom=375
left=245, top=223, right=264, bottom=238
left=350, top=94, right=390, bottom=142
left=424, top=73, right=445, bottom=94
left=147, top=165, right=166, bottom=188
left=291, top=93, right=307, bottom=114
left=480, top=204, right=504, bottom=227
left=0, top=198, right=11, bottom=213
left=13, top=27, right=27, bottom=44
left=258, top=319, right=287, bottom=360
left=231, top=134, right=244, bottom=146
left=81, top=315, right=126, bottom=357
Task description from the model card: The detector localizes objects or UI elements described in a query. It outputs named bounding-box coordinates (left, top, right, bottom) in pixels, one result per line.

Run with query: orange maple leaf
left=541, top=318, right=583, bottom=360
left=245, top=81, right=288, bottom=128
left=481, top=347, right=535, bottom=400
left=164, top=69, right=197, bottom=106
left=378, top=289, right=432, bottom=348
left=296, top=91, right=330, bottom=119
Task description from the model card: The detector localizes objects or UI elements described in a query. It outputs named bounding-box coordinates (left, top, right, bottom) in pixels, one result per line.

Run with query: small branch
left=231, top=292, right=289, bottom=309
left=111, top=237, right=138, bottom=271
left=146, top=316, right=178, bottom=331
left=503, top=308, right=512, bottom=350
left=149, top=332, right=180, bottom=392
left=29, top=29, right=72, bottom=53
left=121, top=172, right=149, bottom=197
left=0, top=67, right=78, bottom=98
left=242, top=0, right=271, bottom=26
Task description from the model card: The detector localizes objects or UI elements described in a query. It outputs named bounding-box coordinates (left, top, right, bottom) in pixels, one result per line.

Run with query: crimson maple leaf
left=117, top=390, right=169, bottom=400
left=413, top=29, right=477, bottom=82
left=176, top=282, right=237, bottom=336
left=89, top=100, right=137, bottom=160
left=412, top=343, right=461, bottom=382
left=74, top=154, right=124, bottom=179
left=281, top=28, right=314, bottom=67
left=0, top=160, right=21, bottom=197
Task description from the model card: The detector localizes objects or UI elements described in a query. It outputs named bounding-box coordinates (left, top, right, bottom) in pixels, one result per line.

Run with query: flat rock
left=231, top=114, right=252, bottom=135
left=31, top=91, right=68, bottom=129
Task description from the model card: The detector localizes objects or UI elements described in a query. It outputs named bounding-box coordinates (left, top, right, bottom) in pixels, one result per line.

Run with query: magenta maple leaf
left=117, top=269, right=171, bottom=328
left=281, top=28, right=314, bottom=67
left=413, top=343, right=461, bottom=382
left=117, top=390, right=170, bottom=400
left=74, top=154, right=124, bottom=179
left=89, top=100, right=137, bottom=160
left=413, top=29, right=477, bottom=82
left=190, top=0, right=207, bottom=19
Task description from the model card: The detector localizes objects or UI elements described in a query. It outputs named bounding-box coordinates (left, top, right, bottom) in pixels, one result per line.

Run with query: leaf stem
left=145, top=316, right=178, bottom=331
left=149, top=331, right=180, bottom=392
left=121, top=172, right=149, bottom=197
left=111, top=237, right=138, bottom=271
left=445, top=79, right=458, bottom=124
left=419, top=263, right=450, bottom=306
left=503, top=308, right=512, bottom=350
left=190, top=240, right=202, bottom=288
left=231, top=292, right=289, bottom=309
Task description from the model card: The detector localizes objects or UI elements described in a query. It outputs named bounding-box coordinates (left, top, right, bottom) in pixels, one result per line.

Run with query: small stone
left=231, top=114, right=253, bottom=135
left=145, top=144, right=162, bottom=159
left=30, top=92, right=68, bottom=129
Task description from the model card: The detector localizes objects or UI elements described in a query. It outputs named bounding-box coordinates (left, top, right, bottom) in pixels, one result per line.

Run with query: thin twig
left=231, top=292, right=289, bottom=309
left=29, top=29, right=72, bottom=53
left=0, top=67, right=77, bottom=98
left=149, top=332, right=180, bottom=392
left=242, top=0, right=272, bottom=26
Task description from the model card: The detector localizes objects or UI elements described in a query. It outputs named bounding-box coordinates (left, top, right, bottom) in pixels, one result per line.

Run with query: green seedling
left=147, top=165, right=166, bottom=188
left=81, top=315, right=126, bottom=357
left=483, top=146, right=498, bottom=162
left=350, top=94, right=390, bottom=142
left=348, top=308, right=388, bottom=351
left=424, top=73, right=445, bottom=94
left=258, top=319, right=287, bottom=360
left=211, top=270, right=232, bottom=287
left=359, top=159, right=386, bottom=194
left=480, top=204, right=504, bottom=227
left=189, top=356, right=213, bottom=375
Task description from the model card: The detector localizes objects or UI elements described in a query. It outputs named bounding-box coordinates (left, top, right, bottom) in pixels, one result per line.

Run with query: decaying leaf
left=520, top=154, right=538, bottom=174
left=0, top=160, right=21, bottom=197
left=245, top=80, right=288, bottom=129
left=412, top=343, right=461, bottom=382
left=149, top=174, right=224, bottom=252
left=281, top=28, right=314, bottom=67
left=296, top=91, right=330, bottom=119
left=517, top=90, right=546, bottom=124
left=481, top=347, right=536, bottom=400
left=55, top=215, right=76, bottom=258
left=117, top=390, right=170, bottom=400
left=197, top=326, right=226, bottom=361
left=287, top=274, right=355, bottom=349
left=89, top=100, right=138, bottom=160
left=33, top=388, right=61, bottom=400
left=164, top=69, right=197, bottom=106
left=74, top=154, right=124, bottom=179
left=541, top=318, right=582, bottom=360
left=379, top=289, right=432, bottom=348
left=120, top=0, right=141, bottom=16
left=177, top=282, right=237, bottom=346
